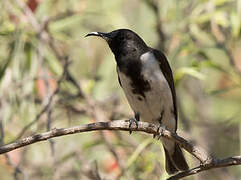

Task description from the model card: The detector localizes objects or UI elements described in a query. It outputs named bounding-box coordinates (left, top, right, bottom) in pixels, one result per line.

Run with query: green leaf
left=0, top=41, right=14, bottom=81
left=214, top=0, right=233, bottom=6
left=230, top=12, right=241, bottom=38
left=214, top=11, right=229, bottom=27
left=208, top=85, right=240, bottom=95
left=200, top=60, right=228, bottom=73
left=45, top=54, right=63, bottom=76
left=24, top=42, right=32, bottom=70
left=189, top=24, right=215, bottom=46
left=175, top=67, right=205, bottom=83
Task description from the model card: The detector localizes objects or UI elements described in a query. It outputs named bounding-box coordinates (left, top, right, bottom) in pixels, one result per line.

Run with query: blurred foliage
left=0, top=0, right=241, bottom=179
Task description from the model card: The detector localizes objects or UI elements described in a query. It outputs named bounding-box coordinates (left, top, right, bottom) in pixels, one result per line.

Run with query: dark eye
left=120, top=36, right=125, bottom=41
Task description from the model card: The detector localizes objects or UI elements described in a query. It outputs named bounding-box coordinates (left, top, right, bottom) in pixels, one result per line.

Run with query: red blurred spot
left=107, top=160, right=119, bottom=172
left=0, top=149, right=21, bottom=170
left=27, top=0, right=40, bottom=12
left=35, top=68, right=57, bottom=100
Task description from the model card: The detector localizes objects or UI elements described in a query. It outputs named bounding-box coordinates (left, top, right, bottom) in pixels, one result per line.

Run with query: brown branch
left=1, top=120, right=241, bottom=179
left=144, top=0, right=166, bottom=52
left=218, top=43, right=241, bottom=76
left=14, top=0, right=85, bottom=98
left=168, top=156, right=241, bottom=180
left=209, top=10, right=241, bottom=76
left=13, top=58, right=69, bottom=141
left=1, top=120, right=211, bottom=162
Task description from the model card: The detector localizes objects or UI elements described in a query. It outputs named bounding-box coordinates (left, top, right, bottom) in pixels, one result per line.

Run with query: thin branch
left=86, top=161, right=103, bottom=180
left=13, top=0, right=41, bottom=31
left=13, top=149, right=28, bottom=180
left=144, top=0, right=166, bottom=52
left=168, top=156, right=241, bottom=180
left=209, top=8, right=241, bottom=76
left=218, top=43, right=241, bottom=76
left=0, top=121, right=240, bottom=179
left=0, top=118, right=4, bottom=146
left=14, top=0, right=85, bottom=98
left=84, top=99, right=126, bottom=176
left=12, top=1, right=83, bottom=139
left=4, top=153, right=26, bottom=180
left=47, top=100, right=55, bottom=157
left=0, top=120, right=212, bottom=163
left=13, top=58, right=69, bottom=141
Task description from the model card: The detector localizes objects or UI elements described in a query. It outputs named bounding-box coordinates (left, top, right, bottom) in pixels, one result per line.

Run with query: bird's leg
left=129, top=113, right=140, bottom=134
left=156, top=124, right=166, bottom=140
left=154, top=110, right=164, bottom=139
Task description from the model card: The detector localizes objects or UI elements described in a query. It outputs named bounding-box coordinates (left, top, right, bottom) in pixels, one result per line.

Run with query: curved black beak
left=85, top=32, right=110, bottom=39
left=85, top=32, right=115, bottom=43
left=85, top=32, right=102, bottom=37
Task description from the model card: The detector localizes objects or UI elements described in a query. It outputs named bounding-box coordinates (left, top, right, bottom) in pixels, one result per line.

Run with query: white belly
left=117, top=52, right=176, bottom=132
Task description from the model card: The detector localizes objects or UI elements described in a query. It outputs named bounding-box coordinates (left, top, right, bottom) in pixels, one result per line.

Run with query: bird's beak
left=85, top=32, right=111, bottom=42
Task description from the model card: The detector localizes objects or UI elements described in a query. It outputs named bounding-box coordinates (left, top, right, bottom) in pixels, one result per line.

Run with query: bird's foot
left=153, top=124, right=165, bottom=140
left=129, top=114, right=139, bottom=134
left=153, top=110, right=164, bottom=139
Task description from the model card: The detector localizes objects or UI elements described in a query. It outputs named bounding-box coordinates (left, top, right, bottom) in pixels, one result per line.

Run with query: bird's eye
left=120, top=36, right=125, bottom=41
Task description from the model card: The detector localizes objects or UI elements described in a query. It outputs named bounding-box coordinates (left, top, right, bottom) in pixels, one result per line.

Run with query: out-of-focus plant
left=0, top=0, right=240, bottom=179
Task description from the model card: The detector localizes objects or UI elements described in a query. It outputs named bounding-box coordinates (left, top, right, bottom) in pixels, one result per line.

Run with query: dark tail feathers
left=164, top=143, right=189, bottom=174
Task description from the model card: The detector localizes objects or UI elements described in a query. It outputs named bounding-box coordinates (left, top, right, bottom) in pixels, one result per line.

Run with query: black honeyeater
left=86, top=29, right=189, bottom=174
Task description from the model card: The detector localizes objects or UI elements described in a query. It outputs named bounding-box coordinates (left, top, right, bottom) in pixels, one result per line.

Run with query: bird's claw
left=153, top=124, right=165, bottom=140
left=129, top=117, right=139, bottom=134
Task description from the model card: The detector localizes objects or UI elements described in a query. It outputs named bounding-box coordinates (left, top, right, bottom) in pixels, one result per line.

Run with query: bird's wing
left=151, top=48, right=178, bottom=130
left=116, top=67, right=122, bottom=87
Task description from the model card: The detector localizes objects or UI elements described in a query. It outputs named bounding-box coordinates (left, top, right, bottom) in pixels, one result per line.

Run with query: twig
left=47, top=100, right=55, bottom=157
left=87, top=161, right=103, bottom=180
left=14, top=0, right=82, bottom=137
left=144, top=0, right=166, bottom=52
left=13, top=149, right=28, bottom=180
left=85, top=100, right=126, bottom=176
left=14, top=0, right=85, bottom=98
left=168, top=156, right=241, bottom=180
left=0, top=120, right=212, bottom=162
left=13, top=0, right=41, bottom=31
left=0, top=118, right=4, bottom=146
left=1, top=121, right=241, bottom=179
left=218, top=43, right=241, bottom=76
left=4, top=153, right=26, bottom=180
left=209, top=6, right=241, bottom=76
left=13, top=58, right=69, bottom=141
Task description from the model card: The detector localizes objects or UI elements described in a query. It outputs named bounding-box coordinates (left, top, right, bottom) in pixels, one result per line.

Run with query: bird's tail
left=163, top=143, right=189, bottom=174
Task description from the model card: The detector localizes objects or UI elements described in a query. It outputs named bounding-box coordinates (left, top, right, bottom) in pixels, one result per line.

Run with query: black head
left=85, top=29, right=148, bottom=59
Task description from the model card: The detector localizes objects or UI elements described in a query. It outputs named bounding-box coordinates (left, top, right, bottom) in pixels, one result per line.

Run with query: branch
left=144, top=0, right=166, bottom=52
left=13, top=58, right=69, bottom=141
left=168, top=156, right=241, bottom=180
left=0, top=120, right=240, bottom=179
left=0, top=120, right=211, bottom=162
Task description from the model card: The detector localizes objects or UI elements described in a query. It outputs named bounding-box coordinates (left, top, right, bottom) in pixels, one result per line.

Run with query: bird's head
left=85, top=29, right=148, bottom=58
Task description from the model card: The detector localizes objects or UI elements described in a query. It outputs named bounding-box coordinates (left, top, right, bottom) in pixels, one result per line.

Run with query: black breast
left=118, top=59, right=151, bottom=98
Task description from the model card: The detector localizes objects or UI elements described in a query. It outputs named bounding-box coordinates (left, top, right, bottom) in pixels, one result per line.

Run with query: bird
left=85, top=29, right=189, bottom=174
